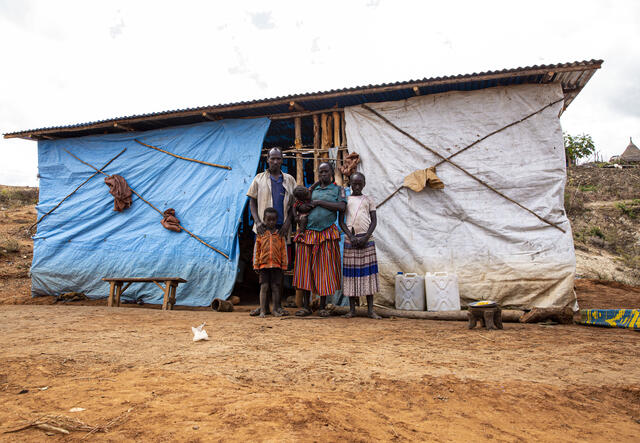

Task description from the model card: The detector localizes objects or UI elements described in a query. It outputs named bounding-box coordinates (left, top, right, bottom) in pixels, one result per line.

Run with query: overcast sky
left=1, top=0, right=639, bottom=186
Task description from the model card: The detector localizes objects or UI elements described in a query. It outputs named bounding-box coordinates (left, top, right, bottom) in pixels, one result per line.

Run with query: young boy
left=253, top=207, right=289, bottom=317
left=338, top=172, right=381, bottom=319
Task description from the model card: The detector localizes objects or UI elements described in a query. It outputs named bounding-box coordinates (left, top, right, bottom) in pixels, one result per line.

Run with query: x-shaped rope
left=363, top=98, right=566, bottom=233
left=29, top=148, right=127, bottom=233
left=63, top=149, right=229, bottom=259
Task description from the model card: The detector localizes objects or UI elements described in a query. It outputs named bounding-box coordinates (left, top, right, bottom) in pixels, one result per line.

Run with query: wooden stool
left=467, top=301, right=503, bottom=330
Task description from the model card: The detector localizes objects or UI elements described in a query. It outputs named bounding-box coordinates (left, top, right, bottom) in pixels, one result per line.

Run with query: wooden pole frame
left=332, top=111, right=343, bottom=186
left=294, top=117, right=303, bottom=186
left=293, top=117, right=304, bottom=308
left=321, top=114, right=331, bottom=161
left=313, top=115, right=320, bottom=183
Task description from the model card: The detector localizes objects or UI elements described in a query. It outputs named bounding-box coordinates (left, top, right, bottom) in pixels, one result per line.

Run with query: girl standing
left=338, top=172, right=381, bottom=319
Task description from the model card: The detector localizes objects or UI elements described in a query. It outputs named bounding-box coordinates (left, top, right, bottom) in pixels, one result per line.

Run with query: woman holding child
left=293, top=162, right=346, bottom=317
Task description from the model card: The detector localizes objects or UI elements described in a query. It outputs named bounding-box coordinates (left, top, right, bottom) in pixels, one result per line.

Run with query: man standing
left=246, top=148, right=296, bottom=314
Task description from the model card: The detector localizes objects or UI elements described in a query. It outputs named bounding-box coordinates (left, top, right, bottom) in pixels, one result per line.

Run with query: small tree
left=564, top=132, right=595, bottom=164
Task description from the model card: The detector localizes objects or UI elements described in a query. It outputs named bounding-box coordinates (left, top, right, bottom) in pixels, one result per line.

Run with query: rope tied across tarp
left=64, top=148, right=230, bottom=259
left=363, top=98, right=567, bottom=233
left=30, top=147, right=230, bottom=259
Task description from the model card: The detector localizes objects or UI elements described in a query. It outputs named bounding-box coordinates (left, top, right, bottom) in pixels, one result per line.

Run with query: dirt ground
left=1, top=185, right=640, bottom=441
left=1, top=304, right=639, bottom=443
left=575, top=278, right=640, bottom=309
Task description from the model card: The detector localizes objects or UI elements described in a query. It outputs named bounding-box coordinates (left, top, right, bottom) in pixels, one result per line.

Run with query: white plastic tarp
left=344, top=83, right=576, bottom=309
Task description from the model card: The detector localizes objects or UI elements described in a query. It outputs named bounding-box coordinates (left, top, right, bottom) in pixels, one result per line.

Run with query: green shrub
left=588, top=226, right=605, bottom=239
left=617, top=202, right=638, bottom=219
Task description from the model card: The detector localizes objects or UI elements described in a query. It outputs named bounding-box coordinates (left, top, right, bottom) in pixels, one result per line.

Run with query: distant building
left=620, top=137, right=640, bottom=163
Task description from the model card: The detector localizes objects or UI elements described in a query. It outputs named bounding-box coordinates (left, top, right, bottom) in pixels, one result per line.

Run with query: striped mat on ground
left=578, top=309, right=640, bottom=329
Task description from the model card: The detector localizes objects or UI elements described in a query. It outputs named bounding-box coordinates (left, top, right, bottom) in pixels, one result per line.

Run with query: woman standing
left=293, top=162, right=346, bottom=316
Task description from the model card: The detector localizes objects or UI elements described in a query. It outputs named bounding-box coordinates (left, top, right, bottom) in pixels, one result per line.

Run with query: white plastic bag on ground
left=191, top=322, right=209, bottom=342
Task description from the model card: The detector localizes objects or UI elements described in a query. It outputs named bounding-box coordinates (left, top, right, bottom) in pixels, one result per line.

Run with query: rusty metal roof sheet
left=4, top=59, right=603, bottom=141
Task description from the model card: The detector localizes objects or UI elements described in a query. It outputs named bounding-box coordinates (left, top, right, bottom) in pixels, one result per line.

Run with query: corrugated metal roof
left=4, top=59, right=603, bottom=140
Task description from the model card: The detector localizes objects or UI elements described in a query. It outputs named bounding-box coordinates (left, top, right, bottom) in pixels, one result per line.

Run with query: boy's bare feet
left=342, top=312, right=355, bottom=318
left=258, top=311, right=266, bottom=318
left=368, top=311, right=381, bottom=319
left=250, top=307, right=271, bottom=316
left=273, top=308, right=289, bottom=317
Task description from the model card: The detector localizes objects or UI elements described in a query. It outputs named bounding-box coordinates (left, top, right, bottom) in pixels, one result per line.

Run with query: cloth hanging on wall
left=161, top=208, right=182, bottom=232
left=104, top=174, right=132, bottom=212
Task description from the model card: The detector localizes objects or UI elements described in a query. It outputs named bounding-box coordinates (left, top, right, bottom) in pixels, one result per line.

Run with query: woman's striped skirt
left=293, top=225, right=342, bottom=296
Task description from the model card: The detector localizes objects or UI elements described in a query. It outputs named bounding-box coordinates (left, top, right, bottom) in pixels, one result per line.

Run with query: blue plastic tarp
left=33, top=118, right=270, bottom=306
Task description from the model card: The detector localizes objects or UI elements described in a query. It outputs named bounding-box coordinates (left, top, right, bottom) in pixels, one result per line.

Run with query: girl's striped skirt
left=293, top=225, right=342, bottom=296
left=343, top=236, right=379, bottom=297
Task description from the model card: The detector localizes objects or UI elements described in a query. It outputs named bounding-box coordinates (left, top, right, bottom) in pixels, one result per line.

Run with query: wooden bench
left=102, top=277, right=187, bottom=310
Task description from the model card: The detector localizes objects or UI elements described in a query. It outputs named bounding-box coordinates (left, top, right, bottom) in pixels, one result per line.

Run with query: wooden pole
left=341, top=112, right=347, bottom=149
left=341, top=112, right=348, bottom=185
left=114, top=122, right=135, bottom=132
left=333, top=111, right=343, bottom=186
left=327, top=304, right=524, bottom=322
left=134, top=139, right=231, bottom=170
left=107, top=282, right=116, bottom=307
left=162, top=281, right=171, bottom=311
left=294, top=117, right=303, bottom=186
left=313, top=114, right=320, bottom=183
left=289, top=101, right=304, bottom=112
left=321, top=114, right=331, bottom=161
left=269, top=108, right=343, bottom=120
left=115, top=282, right=123, bottom=307
left=294, top=116, right=304, bottom=307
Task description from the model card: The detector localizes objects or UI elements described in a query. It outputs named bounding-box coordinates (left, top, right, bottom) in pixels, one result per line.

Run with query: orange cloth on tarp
left=104, top=174, right=132, bottom=212
left=161, top=208, right=182, bottom=232
left=340, top=152, right=360, bottom=178
left=403, top=166, right=444, bottom=192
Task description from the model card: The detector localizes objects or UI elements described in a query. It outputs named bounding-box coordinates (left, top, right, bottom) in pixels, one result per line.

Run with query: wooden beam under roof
left=289, top=101, right=305, bottom=112
left=113, top=122, right=135, bottom=132
left=202, top=112, right=222, bottom=121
